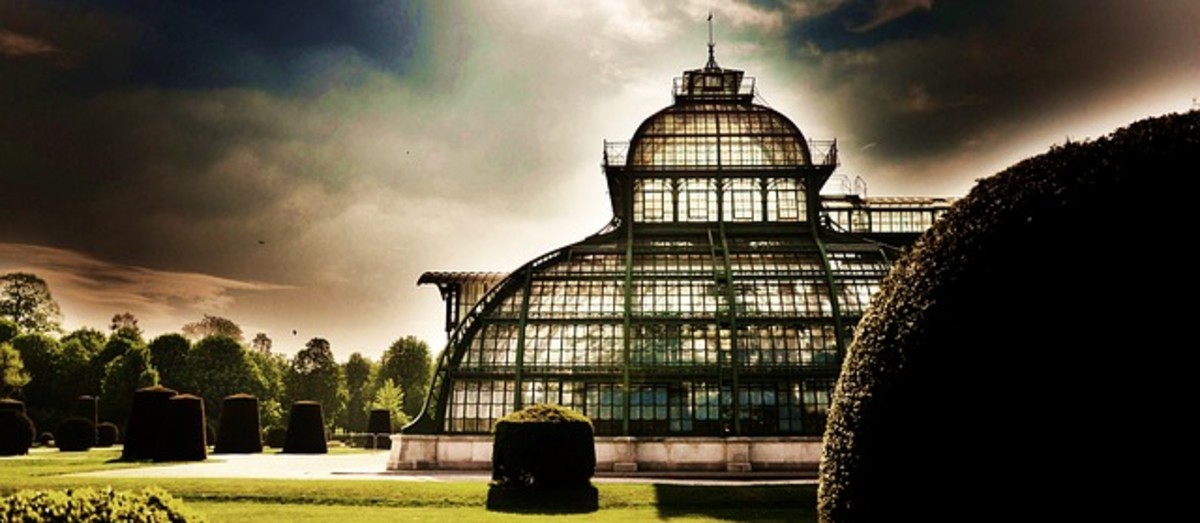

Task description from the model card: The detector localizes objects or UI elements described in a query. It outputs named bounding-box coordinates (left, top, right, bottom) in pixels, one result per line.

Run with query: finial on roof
left=706, top=11, right=719, bottom=70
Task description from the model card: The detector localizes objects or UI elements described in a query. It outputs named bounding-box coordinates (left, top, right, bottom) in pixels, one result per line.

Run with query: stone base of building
left=387, top=434, right=822, bottom=474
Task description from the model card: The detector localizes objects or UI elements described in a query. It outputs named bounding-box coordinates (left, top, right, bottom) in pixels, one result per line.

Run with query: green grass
left=0, top=449, right=817, bottom=522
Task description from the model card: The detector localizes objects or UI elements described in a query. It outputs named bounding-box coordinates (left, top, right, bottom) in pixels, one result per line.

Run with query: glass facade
left=408, top=58, right=936, bottom=437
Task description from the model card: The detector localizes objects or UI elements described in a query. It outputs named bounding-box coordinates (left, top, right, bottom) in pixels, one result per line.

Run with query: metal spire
left=706, top=11, right=719, bottom=70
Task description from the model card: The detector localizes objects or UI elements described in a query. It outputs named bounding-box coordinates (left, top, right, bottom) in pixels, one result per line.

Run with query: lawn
left=0, top=449, right=817, bottom=522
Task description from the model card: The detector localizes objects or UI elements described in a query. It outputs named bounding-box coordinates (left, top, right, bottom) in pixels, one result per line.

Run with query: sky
left=1, top=1, right=1196, bottom=359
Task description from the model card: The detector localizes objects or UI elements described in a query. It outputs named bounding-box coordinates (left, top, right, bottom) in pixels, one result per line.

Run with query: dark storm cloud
left=778, top=0, right=1198, bottom=186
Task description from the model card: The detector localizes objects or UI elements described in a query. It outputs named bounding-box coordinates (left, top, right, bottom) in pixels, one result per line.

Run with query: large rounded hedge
left=121, top=386, right=177, bottom=461
left=818, top=112, right=1198, bottom=522
left=155, top=394, right=207, bottom=462
left=215, top=394, right=262, bottom=454
left=491, top=404, right=595, bottom=488
left=55, top=417, right=95, bottom=452
left=282, top=401, right=327, bottom=454
left=0, top=410, right=35, bottom=456
left=264, top=426, right=287, bottom=449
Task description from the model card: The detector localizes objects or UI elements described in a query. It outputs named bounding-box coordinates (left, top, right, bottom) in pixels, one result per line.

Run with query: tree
left=109, top=312, right=143, bottom=341
left=0, top=273, right=63, bottom=334
left=342, top=352, right=374, bottom=431
left=56, top=336, right=99, bottom=411
left=0, top=318, right=18, bottom=344
left=182, top=335, right=267, bottom=423
left=378, top=336, right=432, bottom=417
left=181, top=314, right=243, bottom=342
left=285, top=338, right=345, bottom=429
left=148, top=333, right=190, bottom=389
left=251, top=332, right=272, bottom=354
left=369, top=379, right=410, bottom=431
left=247, top=349, right=287, bottom=429
left=61, top=327, right=106, bottom=355
left=90, top=335, right=138, bottom=396
left=99, top=344, right=159, bottom=425
left=10, top=333, right=63, bottom=428
left=0, top=342, right=30, bottom=398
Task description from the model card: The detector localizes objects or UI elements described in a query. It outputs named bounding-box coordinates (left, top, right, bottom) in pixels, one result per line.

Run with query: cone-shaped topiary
left=215, top=394, right=262, bottom=454
left=56, top=417, right=95, bottom=452
left=282, top=401, right=327, bottom=454
left=264, top=426, right=287, bottom=449
left=96, top=422, right=120, bottom=447
left=121, top=386, right=177, bottom=461
left=366, top=409, right=391, bottom=449
left=0, top=410, right=35, bottom=456
left=154, top=394, right=206, bottom=462
left=818, top=112, right=1199, bottom=522
left=491, top=404, right=595, bottom=489
left=0, top=398, right=24, bottom=413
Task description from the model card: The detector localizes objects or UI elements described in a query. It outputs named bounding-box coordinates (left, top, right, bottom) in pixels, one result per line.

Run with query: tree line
left=0, top=272, right=431, bottom=436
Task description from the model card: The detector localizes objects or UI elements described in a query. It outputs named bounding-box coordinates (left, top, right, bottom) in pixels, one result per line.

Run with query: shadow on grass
left=653, top=484, right=816, bottom=522
left=485, top=484, right=599, bottom=514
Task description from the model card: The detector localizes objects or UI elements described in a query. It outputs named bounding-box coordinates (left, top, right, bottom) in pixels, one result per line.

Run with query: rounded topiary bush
left=37, top=432, right=53, bottom=447
left=155, top=394, right=206, bottom=462
left=0, top=410, right=36, bottom=456
left=492, top=404, right=595, bottom=488
left=56, top=417, right=95, bottom=452
left=0, top=398, right=24, bottom=413
left=96, top=422, right=120, bottom=447
left=121, top=385, right=177, bottom=461
left=264, top=426, right=287, bottom=449
left=818, top=112, right=1199, bottom=522
left=0, top=487, right=203, bottom=521
left=282, top=401, right=327, bottom=454
left=215, top=394, right=262, bottom=454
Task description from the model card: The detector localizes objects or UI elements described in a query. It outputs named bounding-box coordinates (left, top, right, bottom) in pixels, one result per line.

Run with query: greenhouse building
left=389, top=48, right=951, bottom=473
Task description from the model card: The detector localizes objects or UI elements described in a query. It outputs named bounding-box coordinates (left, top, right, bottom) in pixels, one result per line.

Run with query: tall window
left=633, top=179, right=672, bottom=222
left=767, top=178, right=806, bottom=221
left=722, top=178, right=763, bottom=222
left=680, top=178, right=717, bottom=221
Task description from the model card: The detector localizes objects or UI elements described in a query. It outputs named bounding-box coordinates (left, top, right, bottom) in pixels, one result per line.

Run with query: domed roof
left=628, top=102, right=812, bottom=169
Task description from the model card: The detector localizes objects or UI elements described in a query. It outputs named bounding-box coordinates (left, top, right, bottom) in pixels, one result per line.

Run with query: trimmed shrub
left=367, top=409, right=391, bottom=449
left=264, top=426, right=287, bottom=449
left=0, top=410, right=35, bottom=456
left=818, top=112, right=1199, bottom=522
left=56, top=417, right=95, bottom=452
left=155, top=394, right=206, bottom=462
left=96, top=422, right=120, bottom=447
left=121, top=385, right=177, bottom=461
left=282, top=401, right=327, bottom=454
left=0, top=398, right=24, bottom=413
left=74, top=395, right=99, bottom=445
left=215, top=394, right=263, bottom=454
left=491, top=404, right=595, bottom=489
left=37, top=432, right=53, bottom=447
left=0, top=487, right=204, bottom=522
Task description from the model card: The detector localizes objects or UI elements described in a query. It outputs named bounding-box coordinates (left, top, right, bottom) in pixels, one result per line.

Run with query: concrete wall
left=388, top=434, right=822, bottom=473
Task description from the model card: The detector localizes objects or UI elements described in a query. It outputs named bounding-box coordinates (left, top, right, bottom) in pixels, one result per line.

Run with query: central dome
left=628, top=103, right=813, bottom=169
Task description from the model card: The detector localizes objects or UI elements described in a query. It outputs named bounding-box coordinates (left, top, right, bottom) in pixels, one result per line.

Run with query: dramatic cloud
left=1, top=0, right=1195, bottom=356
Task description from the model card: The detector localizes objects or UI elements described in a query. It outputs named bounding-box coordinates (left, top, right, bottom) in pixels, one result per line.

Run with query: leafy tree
left=148, top=333, right=190, bottom=389
left=378, top=336, right=432, bottom=416
left=99, top=344, right=159, bottom=425
left=109, top=312, right=143, bottom=341
left=90, top=335, right=138, bottom=396
left=0, top=273, right=63, bottom=334
left=9, top=333, right=63, bottom=428
left=0, top=318, right=18, bottom=344
left=251, top=333, right=272, bottom=354
left=56, top=337, right=98, bottom=410
left=342, top=352, right=374, bottom=431
left=285, top=338, right=345, bottom=429
left=61, top=327, right=106, bottom=355
left=182, top=335, right=267, bottom=423
left=181, top=314, right=243, bottom=342
left=0, top=342, right=30, bottom=398
left=369, top=379, right=410, bottom=431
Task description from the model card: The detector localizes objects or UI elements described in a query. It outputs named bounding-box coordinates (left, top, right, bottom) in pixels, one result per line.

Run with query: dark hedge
left=121, top=386, right=178, bottom=461
left=96, top=422, right=120, bottom=447
left=818, top=111, right=1198, bottom=522
left=0, top=410, right=35, bottom=456
left=155, top=394, right=207, bottom=462
left=282, top=401, right=327, bottom=454
left=0, top=487, right=204, bottom=522
left=367, top=409, right=391, bottom=434
left=55, top=417, right=95, bottom=452
left=37, top=432, right=53, bottom=447
left=264, top=426, right=287, bottom=449
left=0, top=398, right=24, bottom=413
left=74, top=396, right=98, bottom=445
left=215, top=394, right=262, bottom=454
left=491, top=404, right=595, bottom=489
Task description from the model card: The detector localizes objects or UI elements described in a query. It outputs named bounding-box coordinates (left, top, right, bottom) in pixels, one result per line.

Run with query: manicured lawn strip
left=192, top=502, right=809, bottom=522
